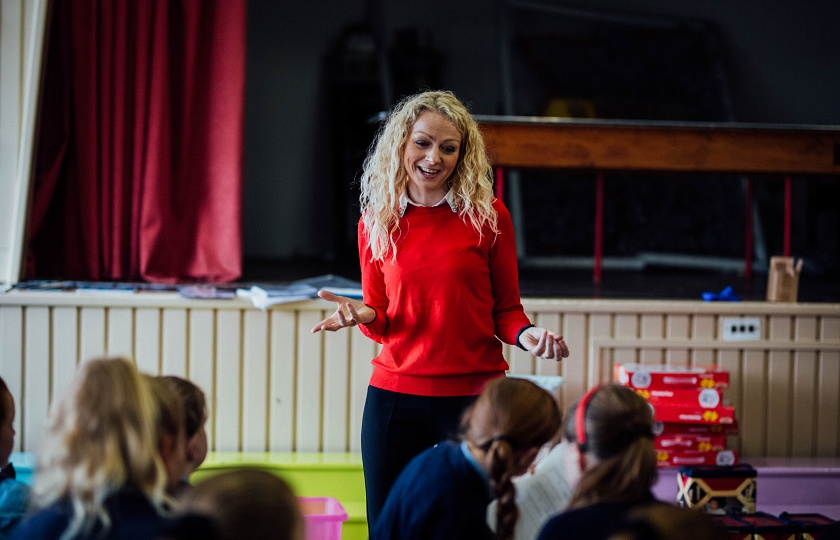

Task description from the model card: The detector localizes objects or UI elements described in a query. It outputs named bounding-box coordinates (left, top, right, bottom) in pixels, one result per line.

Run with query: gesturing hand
left=311, top=290, right=376, bottom=333
left=519, top=327, right=570, bottom=361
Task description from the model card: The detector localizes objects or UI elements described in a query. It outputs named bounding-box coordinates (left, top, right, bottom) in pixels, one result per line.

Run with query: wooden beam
left=477, top=116, right=840, bottom=175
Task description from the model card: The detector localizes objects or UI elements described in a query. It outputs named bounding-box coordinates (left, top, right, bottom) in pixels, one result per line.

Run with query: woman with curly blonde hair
left=10, top=357, right=171, bottom=540
left=312, top=90, right=569, bottom=528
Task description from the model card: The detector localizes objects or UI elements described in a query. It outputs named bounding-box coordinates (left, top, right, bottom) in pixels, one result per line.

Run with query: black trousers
left=361, top=385, right=477, bottom=530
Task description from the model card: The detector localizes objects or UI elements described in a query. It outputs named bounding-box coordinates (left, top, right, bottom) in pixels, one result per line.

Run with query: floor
left=243, top=258, right=840, bottom=303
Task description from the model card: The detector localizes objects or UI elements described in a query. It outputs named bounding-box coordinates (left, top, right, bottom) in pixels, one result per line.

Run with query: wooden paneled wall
left=1, top=292, right=839, bottom=459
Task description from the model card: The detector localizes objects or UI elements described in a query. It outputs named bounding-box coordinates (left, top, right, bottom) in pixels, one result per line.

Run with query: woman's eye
left=415, top=140, right=429, bottom=148
left=443, top=146, right=457, bottom=154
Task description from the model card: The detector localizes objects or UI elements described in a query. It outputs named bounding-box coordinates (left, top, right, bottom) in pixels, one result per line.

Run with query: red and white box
left=658, top=421, right=738, bottom=437
left=655, top=431, right=728, bottom=452
left=614, top=363, right=729, bottom=391
left=636, top=387, right=723, bottom=409
left=657, top=448, right=738, bottom=467
left=650, top=401, right=736, bottom=424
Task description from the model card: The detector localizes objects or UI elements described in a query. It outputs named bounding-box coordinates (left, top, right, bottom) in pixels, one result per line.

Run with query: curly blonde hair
left=32, top=357, right=167, bottom=540
left=360, top=90, right=498, bottom=261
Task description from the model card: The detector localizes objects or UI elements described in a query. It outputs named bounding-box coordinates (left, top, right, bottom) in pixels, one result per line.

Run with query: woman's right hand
left=311, top=290, right=376, bottom=333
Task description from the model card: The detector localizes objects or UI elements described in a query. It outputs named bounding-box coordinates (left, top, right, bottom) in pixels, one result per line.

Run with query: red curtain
left=25, top=0, right=245, bottom=283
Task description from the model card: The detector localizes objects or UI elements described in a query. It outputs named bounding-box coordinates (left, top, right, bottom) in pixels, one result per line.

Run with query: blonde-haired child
left=10, top=357, right=170, bottom=540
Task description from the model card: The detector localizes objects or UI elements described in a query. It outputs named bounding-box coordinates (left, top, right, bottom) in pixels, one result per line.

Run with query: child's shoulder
left=0, top=477, right=31, bottom=507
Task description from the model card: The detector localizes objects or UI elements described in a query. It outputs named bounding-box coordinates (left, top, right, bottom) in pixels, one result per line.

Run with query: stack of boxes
left=614, top=362, right=737, bottom=468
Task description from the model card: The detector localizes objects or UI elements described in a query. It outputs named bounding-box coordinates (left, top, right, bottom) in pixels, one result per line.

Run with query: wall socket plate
left=721, top=317, right=762, bottom=341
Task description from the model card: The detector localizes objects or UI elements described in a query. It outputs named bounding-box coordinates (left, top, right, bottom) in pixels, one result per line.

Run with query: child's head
left=146, top=376, right=188, bottom=494
left=0, top=377, right=15, bottom=466
left=160, top=375, right=208, bottom=475
left=461, top=376, right=562, bottom=540
left=33, top=357, right=166, bottom=533
left=176, top=469, right=304, bottom=540
left=562, top=383, right=657, bottom=509
left=607, top=503, right=728, bottom=540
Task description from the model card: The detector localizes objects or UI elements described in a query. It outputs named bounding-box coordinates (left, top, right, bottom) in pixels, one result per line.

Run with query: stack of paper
left=236, top=284, right=319, bottom=309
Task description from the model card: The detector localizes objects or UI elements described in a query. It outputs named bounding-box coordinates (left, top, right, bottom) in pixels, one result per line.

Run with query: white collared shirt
left=398, top=190, right=458, bottom=217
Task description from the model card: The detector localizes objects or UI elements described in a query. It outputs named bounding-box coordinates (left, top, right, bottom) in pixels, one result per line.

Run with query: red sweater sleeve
left=358, top=219, right=389, bottom=341
left=488, top=200, right=532, bottom=345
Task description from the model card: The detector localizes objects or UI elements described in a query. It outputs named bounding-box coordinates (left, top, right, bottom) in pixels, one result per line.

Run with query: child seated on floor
left=489, top=428, right=573, bottom=540
left=159, top=469, right=304, bottom=540
left=146, top=376, right=188, bottom=500
left=537, top=383, right=664, bottom=540
left=0, top=376, right=30, bottom=538
left=487, top=384, right=572, bottom=540
left=10, top=357, right=173, bottom=540
left=370, top=376, right=562, bottom=540
left=158, top=376, right=208, bottom=498
left=605, top=503, right=727, bottom=540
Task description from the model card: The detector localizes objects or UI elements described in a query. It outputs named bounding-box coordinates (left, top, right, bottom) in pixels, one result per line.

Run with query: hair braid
left=462, top=377, right=562, bottom=540
left=488, top=440, right=518, bottom=540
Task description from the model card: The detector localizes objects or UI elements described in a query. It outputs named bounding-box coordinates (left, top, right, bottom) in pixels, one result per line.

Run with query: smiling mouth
left=419, top=166, right=439, bottom=177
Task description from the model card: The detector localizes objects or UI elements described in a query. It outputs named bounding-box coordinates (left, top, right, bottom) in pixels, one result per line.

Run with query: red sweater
left=358, top=198, right=532, bottom=396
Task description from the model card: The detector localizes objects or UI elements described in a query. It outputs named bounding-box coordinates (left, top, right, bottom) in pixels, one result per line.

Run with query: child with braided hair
left=370, top=376, right=561, bottom=540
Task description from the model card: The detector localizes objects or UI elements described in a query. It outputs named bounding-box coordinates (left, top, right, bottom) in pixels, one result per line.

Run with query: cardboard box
left=650, top=401, right=736, bottom=425
left=636, top=387, right=723, bottom=409
left=778, top=512, right=840, bottom=540
left=658, top=421, right=739, bottom=436
left=658, top=449, right=738, bottom=468
left=707, top=514, right=756, bottom=540
left=655, top=431, right=727, bottom=452
left=677, top=464, right=756, bottom=514
left=738, top=512, right=797, bottom=540
left=615, top=363, right=729, bottom=390
left=766, top=256, right=803, bottom=302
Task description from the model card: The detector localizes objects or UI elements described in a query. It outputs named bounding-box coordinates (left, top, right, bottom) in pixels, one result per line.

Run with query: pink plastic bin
left=299, top=497, right=348, bottom=540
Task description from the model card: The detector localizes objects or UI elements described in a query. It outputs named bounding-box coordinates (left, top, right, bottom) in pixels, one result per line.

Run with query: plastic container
left=299, top=497, right=348, bottom=540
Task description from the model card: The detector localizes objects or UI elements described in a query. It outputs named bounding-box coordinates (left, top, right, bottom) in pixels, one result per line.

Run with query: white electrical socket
left=721, top=317, right=762, bottom=341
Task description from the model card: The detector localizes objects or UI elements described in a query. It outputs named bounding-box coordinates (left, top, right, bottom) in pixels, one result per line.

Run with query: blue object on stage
left=702, top=286, right=741, bottom=302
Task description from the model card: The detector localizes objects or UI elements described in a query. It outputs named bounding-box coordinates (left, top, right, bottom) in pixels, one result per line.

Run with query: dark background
left=241, top=0, right=840, bottom=301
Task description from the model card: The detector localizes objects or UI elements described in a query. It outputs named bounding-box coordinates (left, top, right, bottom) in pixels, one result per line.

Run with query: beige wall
left=1, top=292, right=838, bottom=458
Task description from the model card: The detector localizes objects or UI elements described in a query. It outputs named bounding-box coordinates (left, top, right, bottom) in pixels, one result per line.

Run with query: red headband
left=575, top=384, right=603, bottom=451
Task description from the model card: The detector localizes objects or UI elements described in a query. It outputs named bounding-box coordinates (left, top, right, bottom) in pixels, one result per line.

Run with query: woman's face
left=402, top=110, right=461, bottom=202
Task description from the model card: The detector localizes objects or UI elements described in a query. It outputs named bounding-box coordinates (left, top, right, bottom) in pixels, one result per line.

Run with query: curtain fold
left=25, top=0, right=245, bottom=283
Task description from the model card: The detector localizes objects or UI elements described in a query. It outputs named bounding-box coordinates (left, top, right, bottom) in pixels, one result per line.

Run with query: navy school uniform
left=370, top=440, right=496, bottom=540
left=9, top=486, right=171, bottom=540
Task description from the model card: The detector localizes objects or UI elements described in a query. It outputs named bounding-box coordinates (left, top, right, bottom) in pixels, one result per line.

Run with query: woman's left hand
left=519, top=327, right=570, bottom=361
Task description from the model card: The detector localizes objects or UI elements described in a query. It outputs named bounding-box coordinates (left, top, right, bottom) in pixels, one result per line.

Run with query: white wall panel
left=214, top=309, right=241, bottom=452
left=242, top=309, right=269, bottom=451
left=23, top=307, right=49, bottom=451
left=2, top=293, right=838, bottom=459
left=161, top=308, right=187, bottom=376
